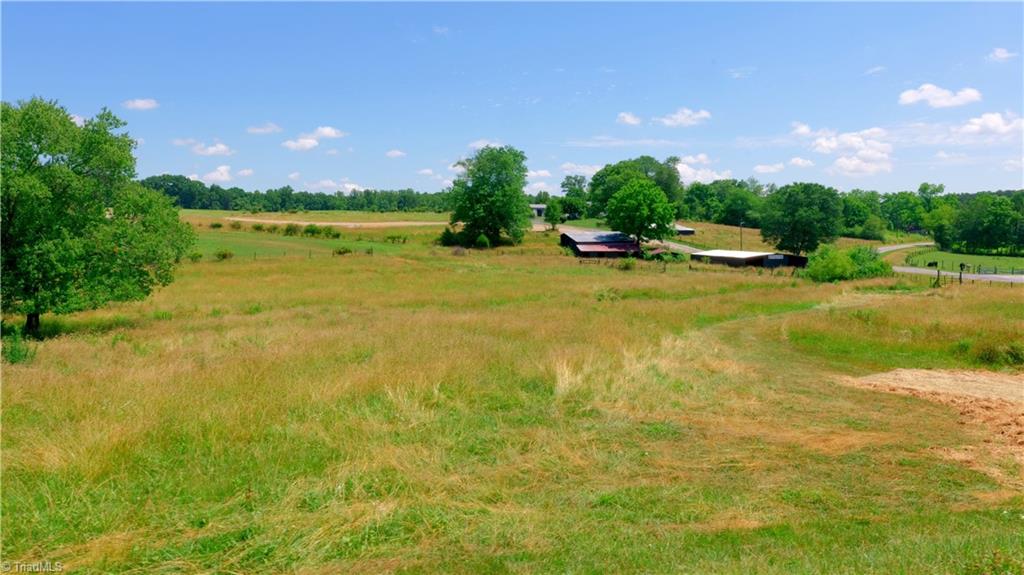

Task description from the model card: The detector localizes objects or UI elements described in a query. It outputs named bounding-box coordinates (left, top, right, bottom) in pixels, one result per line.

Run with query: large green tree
left=447, top=145, right=530, bottom=246
left=588, top=156, right=682, bottom=216
left=605, top=179, right=675, bottom=243
left=759, top=182, right=842, bottom=254
left=559, top=174, right=588, bottom=220
left=1, top=98, right=194, bottom=336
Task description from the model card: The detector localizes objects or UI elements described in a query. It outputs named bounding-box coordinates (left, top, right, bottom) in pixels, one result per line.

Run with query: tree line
left=139, top=174, right=451, bottom=213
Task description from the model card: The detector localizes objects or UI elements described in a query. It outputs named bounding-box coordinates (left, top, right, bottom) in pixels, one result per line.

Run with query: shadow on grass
left=2, top=314, right=139, bottom=340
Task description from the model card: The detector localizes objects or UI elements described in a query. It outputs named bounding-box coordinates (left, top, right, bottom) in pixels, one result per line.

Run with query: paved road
left=891, top=265, right=1024, bottom=284
left=876, top=241, right=934, bottom=254
left=876, top=241, right=1024, bottom=284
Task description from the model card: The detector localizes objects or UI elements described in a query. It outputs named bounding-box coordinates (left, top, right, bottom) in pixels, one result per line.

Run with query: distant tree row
left=139, top=174, right=451, bottom=213
left=557, top=155, right=1023, bottom=255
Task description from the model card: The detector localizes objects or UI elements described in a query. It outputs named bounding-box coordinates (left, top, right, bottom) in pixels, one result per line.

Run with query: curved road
left=875, top=241, right=1024, bottom=284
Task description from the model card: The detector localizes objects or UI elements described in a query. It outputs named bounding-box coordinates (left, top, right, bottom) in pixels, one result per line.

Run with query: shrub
left=188, top=252, right=203, bottom=263
left=617, top=257, right=637, bottom=271
left=333, top=247, right=352, bottom=256
left=266, top=224, right=280, bottom=234
left=2, top=331, right=36, bottom=364
left=303, top=224, right=321, bottom=237
left=474, top=234, right=491, bottom=249
left=251, top=223, right=265, bottom=232
left=971, top=338, right=1024, bottom=367
left=324, top=228, right=341, bottom=239
left=451, top=246, right=467, bottom=256
left=386, top=235, right=408, bottom=244
left=439, top=227, right=460, bottom=247
left=803, top=245, right=891, bottom=283
left=209, top=222, right=223, bottom=229
left=229, top=221, right=242, bottom=230
left=283, top=223, right=301, bottom=236
left=214, top=249, right=234, bottom=261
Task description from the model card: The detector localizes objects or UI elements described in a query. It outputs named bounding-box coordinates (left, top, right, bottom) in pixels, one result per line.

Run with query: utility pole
left=739, top=219, right=744, bottom=251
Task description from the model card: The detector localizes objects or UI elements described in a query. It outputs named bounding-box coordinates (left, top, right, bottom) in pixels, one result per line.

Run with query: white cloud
left=790, top=122, right=812, bottom=136
left=325, top=149, right=340, bottom=156
left=187, top=174, right=199, bottom=181
left=247, top=122, right=282, bottom=134
left=527, top=169, right=552, bottom=179
left=560, top=162, right=602, bottom=177
left=448, top=162, right=467, bottom=174
left=527, top=181, right=552, bottom=193
left=753, top=163, right=785, bottom=174
left=192, top=142, right=234, bottom=156
left=1003, top=157, right=1023, bottom=172
left=385, top=149, right=407, bottom=158
left=122, top=98, right=159, bottom=110
left=237, top=168, right=254, bottom=177
left=898, top=83, right=982, bottom=108
left=433, top=25, right=449, bottom=35
left=728, top=66, right=755, bottom=79
left=987, top=47, right=1018, bottom=62
left=675, top=155, right=731, bottom=184
left=307, top=179, right=341, bottom=190
left=303, top=126, right=347, bottom=139
left=654, top=107, right=711, bottom=127
left=417, top=168, right=435, bottom=176
left=199, top=165, right=232, bottom=184
left=283, top=126, right=346, bottom=152
left=955, top=112, right=1023, bottom=135
left=864, top=66, right=886, bottom=76
left=469, top=138, right=501, bottom=150
left=678, top=153, right=710, bottom=165
left=282, top=137, right=319, bottom=151
left=342, top=181, right=363, bottom=193
left=288, top=172, right=301, bottom=181
left=70, top=114, right=85, bottom=126
left=173, top=138, right=235, bottom=156
left=616, top=112, right=642, bottom=125
left=789, top=157, right=814, bottom=168
left=805, top=126, right=893, bottom=177
left=934, top=150, right=967, bottom=161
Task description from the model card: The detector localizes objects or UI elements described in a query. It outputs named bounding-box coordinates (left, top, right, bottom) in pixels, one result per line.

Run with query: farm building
left=675, top=224, right=696, bottom=236
left=691, top=249, right=807, bottom=268
left=560, top=230, right=641, bottom=258
left=529, top=204, right=547, bottom=217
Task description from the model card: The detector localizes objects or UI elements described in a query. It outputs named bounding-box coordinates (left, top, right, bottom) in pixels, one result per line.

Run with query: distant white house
left=529, top=203, right=546, bottom=217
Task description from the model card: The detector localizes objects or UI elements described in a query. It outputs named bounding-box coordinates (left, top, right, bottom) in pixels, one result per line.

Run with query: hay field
left=3, top=223, right=1023, bottom=573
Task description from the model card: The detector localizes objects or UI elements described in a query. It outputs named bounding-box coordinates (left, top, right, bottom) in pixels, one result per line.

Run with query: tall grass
left=2, top=227, right=1022, bottom=573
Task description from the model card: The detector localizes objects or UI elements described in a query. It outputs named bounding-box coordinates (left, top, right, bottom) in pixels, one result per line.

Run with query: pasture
left=3, top=221, right=1023, bottom=573
left=901, top=249, right=1024, bottom=273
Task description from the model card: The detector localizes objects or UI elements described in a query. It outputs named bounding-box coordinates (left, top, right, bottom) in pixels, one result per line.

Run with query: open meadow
left=3, top=221, right=1023, bottom=573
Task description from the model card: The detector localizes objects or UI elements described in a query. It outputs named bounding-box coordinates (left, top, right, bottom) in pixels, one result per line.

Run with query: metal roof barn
left=560, top=230, right=640, bottom=258
left=692, top=249, right=807, bottom=268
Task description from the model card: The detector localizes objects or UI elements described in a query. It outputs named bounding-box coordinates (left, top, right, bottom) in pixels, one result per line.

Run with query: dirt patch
left=846, top=369, right=1024, bottom=470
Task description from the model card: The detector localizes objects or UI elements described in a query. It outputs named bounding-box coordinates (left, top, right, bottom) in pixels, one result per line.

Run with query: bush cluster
left=803, top=246, right=891, bottom=283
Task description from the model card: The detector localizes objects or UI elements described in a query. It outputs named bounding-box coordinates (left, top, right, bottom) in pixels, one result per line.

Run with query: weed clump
left=251, top=223, right=265, bottom=232
left=334, top=247, right=352, bottom=256
left=188, top=252, right=203, bottom=263
left=209, top=222, right=223, bottom=229
left=617, top=257, right=636, bottom=271
left=229, top=221, right=242, bottom=230
left=303, top=224, right=321, bottom=237
left=283, top=223, right=301, bottom=236
left=214, top=249, right=235, bottom=261
left=474, top=234, right=491, bottom=249
left=2, top=329, right=36, bottom=364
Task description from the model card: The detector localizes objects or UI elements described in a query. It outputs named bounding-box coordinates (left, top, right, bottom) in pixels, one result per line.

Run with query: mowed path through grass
left=3, top=227, right=1023, bottom=573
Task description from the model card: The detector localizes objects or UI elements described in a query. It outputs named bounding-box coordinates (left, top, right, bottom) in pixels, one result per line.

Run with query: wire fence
left=904, top=255, right=1024, bottom=276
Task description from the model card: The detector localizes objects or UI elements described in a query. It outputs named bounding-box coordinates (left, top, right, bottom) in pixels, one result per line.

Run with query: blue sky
left=3, top=2, right=1022, bottom=195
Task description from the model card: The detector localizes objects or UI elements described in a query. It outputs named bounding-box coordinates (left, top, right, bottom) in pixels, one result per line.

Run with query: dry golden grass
left=3, top=228, right=1023, bottom=573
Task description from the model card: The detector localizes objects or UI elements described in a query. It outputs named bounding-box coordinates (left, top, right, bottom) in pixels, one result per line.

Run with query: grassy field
left=900, top=249, right=1024, bottom=273
left=3, top=223, right=1023, bottom=573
